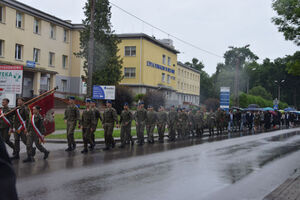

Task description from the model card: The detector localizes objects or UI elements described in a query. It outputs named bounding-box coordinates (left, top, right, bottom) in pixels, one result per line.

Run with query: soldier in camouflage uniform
left=102, top=100, right=119, bottom=150
left=146, top=105, right=157, bottom=144
left=90, top=100, right=102, bottom=147
left=134, top=102, right=147, bottom=146
left=176, top=108, right=188, bottom=140
left=81, top=99, right=96, bottom=154
left=119, top=102, right=133, bottom=148
left=11, top=98, right=29, bottom=160
left=207, top=110, right=216, bottom=136
left=194, top=109, right=203, bottom=137
left=23, top=105, right=49, bottom=163
left=64, top=96, right=80, bottom=151
left=188, top=109, right=195, bottom=137
left=0, top=98, right=14, bottom=152
left=216, top=108, right=223, bottom=135
left=167, top=105, right=177, bottom=141
left=182, top=108, right=189, bottom=139
left=157, top=106, right=168, bottom=143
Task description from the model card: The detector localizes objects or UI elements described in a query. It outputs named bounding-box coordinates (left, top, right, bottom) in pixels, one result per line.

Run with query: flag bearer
left=0, top=98, right=15, bottom=152
left=23, top=105, right=49, bottom=163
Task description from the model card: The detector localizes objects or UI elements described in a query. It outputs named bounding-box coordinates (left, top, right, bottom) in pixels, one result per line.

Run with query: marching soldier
left=157, top=106, right=168, bottom=143
left=134, top=102, right=147, bottom=146
left=102, top=100, right=119, bottom=150
left=80, top=99, right=96, bottom=154
left=23, top=105, right=49, bottom=163
left=146, top=105, right=157, bottom=144
left=182, top=108, right=189, bottom=139
left=64, top=96, right=80, bottom=151
left=11, top=97, right=29, bottom=160
left=216, top=108, right=223, bottom=135
left=119, top=102, right=133, bottom=148
left=188, top=109, right=195, bottom=137
left=0, top=98, right=15, bottom=152
left=176, top=108, right=188, bottom=140
left=194, top=109, right=203, bottom=137
left=90, top=100, right=102, bottom=147
left=167, top=105, right=177, bottom=141
left=207, top=110, right=215, bottom=136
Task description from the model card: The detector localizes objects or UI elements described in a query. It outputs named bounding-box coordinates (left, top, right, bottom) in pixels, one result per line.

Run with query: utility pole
left=87, top=0, right=95, bottom=98
left=234, top=57, right=240, bottom=107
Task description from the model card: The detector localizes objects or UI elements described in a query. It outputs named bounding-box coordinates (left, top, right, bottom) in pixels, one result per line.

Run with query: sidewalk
left=264, top=169, right=300, bottom=200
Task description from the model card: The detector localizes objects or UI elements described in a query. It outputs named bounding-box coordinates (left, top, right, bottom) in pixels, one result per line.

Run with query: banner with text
left=220, top=87, right=230, bottom=110
left=93, top=85, right=115, bottom=100
left=0, top=65, right=23, bottom=94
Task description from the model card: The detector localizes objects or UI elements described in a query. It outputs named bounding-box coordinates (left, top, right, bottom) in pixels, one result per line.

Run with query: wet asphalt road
left=13, top=128, right=300, bottom=200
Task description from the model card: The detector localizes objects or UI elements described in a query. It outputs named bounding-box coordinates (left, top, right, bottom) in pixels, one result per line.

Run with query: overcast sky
left=20, top=0, right=299, bottom=75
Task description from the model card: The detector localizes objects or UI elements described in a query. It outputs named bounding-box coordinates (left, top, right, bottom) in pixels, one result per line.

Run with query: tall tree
left=185, top=58, right=205, bottom=71
left=76, top=0, right=123, bottom=89
left=272, top=0, right=300, bottom=46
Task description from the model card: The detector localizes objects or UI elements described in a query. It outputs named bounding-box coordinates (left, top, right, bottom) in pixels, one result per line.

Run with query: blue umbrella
left=263, top=107, right=274, bottom=111
left=284, top=107, right=296, bottom=112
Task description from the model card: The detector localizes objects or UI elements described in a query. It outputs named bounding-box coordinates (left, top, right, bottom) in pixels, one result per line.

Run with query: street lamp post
left=274, top=80, right=285, bottom=102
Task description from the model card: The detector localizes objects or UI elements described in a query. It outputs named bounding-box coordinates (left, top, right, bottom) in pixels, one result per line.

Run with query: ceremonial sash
left=16, top=109, right=26, bottom=132
left=0, top=109, right=11, bottom=127
left=31, top=114, right=44, bottom=142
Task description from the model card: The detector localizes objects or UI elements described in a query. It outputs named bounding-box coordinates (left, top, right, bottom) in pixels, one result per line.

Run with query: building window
left=62, top=55, right=68, bottom=69
left=167, top=74, right=170, bottom=84
left=162, top=73, right=165, bottom=82
left=167, top=57, right=171, bottom=66
left=124, top=67, right=136, bottom=78
left=162, top=54, right=166, bottom=64
left=63, top=29, right=69, bottom=42
left=33, top=48, right=40, bottom=63
left=50, top=24, right=56, bottom=39
left=16, top=12, right=23, bottom=28
left=33, top=18, right=40, bottom=34
left=15, top=44, right=23, bottom=60
left=0, top=40, right=3, bottom=57
left=61, top=79, right=67, bottom=92
left=0, top=5, right=4, bottom=23
left=124, top=46, right=136, bottom=56
left=49, top=52, right=55, bottom=66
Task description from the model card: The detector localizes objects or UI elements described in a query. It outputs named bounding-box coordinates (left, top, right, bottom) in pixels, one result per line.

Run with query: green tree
left=76, top=0, right=123, bottom=86
left=286, top=51, right=300, bottom=76
left=249, top=86, right=273, bottom=100
left=272, top=0, right=300, bottom=46
left=185, top=58, right=205, bottom=71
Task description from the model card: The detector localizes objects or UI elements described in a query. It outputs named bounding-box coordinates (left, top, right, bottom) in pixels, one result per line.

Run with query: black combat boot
left=81, top=148, right=88, bottom=154
left=72, top=143, right=76, bottom=150
left=43, top=151, right=50, bottom=160
left=23, top=156, right=35, bottom=163
left=131, top=139, right=134, bottom=146
left=65, top=146, right=73, bottom=151
left=32, top=147, right=36, bottom=157
left=10, top=153, right=20, bottom=160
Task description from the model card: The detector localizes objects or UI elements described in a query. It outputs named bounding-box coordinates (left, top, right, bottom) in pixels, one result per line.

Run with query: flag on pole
left=29, top=93, right=55, bottom=135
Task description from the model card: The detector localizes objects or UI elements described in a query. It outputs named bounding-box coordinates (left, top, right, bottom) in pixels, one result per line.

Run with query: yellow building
left=177, top=61, right=200, bottom=105
left=0, top=0, right=84, bottom=98
left=118, top=33, right=179, bottom=106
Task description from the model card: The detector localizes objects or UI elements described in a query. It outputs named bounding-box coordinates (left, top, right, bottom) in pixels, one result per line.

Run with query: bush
left=249, top=86, right=272, bottom=100
left=203, top=98, right=220, bottom=112
left=143, top=91, right=165, bottom=111
left=114, top=86, right=134, bottom=114
left=134, top=93, right=145, bottom=103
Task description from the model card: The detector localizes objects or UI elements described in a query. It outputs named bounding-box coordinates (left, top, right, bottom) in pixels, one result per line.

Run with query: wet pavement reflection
left=15, top=128, right=300, bottom=200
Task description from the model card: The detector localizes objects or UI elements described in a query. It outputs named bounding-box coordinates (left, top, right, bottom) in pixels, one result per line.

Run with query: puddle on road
left=264, top=131, right=300, bottom=142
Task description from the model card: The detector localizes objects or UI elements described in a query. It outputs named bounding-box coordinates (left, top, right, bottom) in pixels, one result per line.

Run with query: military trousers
left=103, top=123, right=115, bottom=148
left=120, top=124, right=132, bottom=145
left=0, top=128, right=14, bottom=150
left=82, top=127, right=93, bottom=149
left=26, top=131, right=47, bottom=157
left=136, top=121, right=145, bottom=144
left=67, top=121, right=77, bottom=148
left=157, top=123, right=166, bottom=142
left=13, top=130, right=27, bottom=154
left=168, top=123, right=176, bottom=140
left=195, top=124, right=202, bottom=137
left=146, top=124, right=155, bottom=142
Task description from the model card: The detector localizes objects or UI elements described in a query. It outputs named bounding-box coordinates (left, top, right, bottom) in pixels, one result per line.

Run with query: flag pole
left=2, top=86, right=58, bottom=117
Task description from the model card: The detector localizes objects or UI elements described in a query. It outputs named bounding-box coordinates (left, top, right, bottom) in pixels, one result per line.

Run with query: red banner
left=29, top=93, right=55, bottom=135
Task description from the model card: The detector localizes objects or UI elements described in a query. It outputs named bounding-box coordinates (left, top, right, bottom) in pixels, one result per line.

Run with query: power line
left=110, top=1, right=223, bottom=58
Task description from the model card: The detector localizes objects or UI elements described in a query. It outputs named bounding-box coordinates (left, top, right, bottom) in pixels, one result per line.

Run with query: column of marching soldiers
left=0, top=96, right=298, bottom=163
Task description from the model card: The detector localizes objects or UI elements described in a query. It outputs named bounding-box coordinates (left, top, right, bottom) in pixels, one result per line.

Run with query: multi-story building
left=118, top=33, right=179, bottom=106
left=176, top=61, right=200, bottom=105
left=0, top=0, right=85, bottom=98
